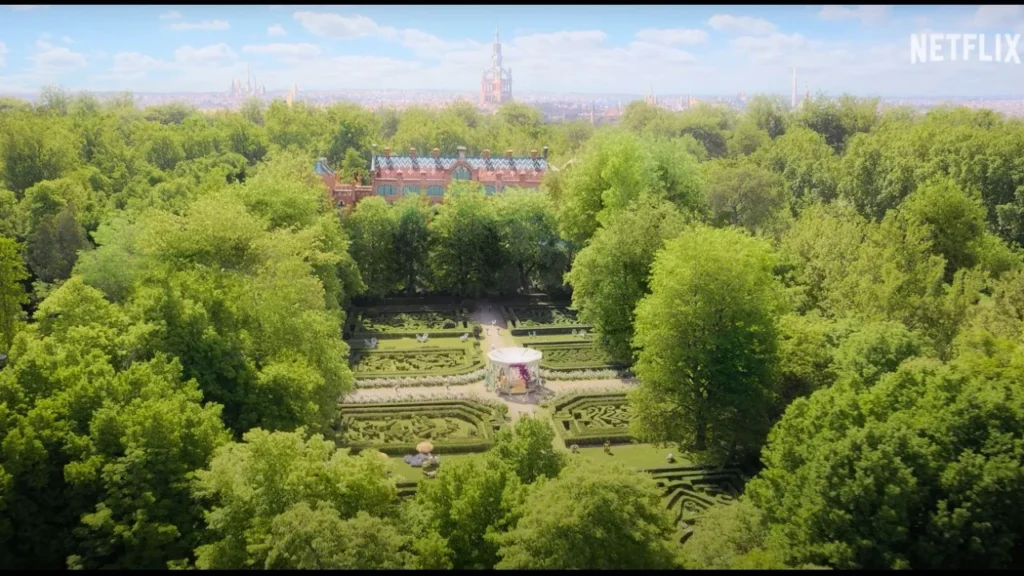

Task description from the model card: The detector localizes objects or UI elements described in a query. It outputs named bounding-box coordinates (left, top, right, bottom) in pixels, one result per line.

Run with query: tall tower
left=791, top=67, right=797, bottom=109
left=480, top=25, right=512, bottom=106
left=247, top=65, right=252, bottom=94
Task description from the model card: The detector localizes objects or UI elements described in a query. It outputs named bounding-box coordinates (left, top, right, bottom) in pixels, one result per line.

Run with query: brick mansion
left=315, top=145, right=550, bottom=207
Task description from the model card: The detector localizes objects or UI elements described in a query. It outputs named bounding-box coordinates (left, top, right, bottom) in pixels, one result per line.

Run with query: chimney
left=542, top=146, right=548, bottom=160
left=384, top=147, right=392, bottom=157
left=529, top=149, right=537, bottom=160
left=482, top=149, right=491, bottom=159
left=432, top=147, right=440, bottom=159
left=409, top=147, right=416, bottom=158
left=457, top=146, right=466, bottom=161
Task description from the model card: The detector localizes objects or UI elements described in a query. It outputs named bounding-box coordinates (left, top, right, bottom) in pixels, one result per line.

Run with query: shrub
left=443, top=319, right=458, bottom=329
left=353, top=368, right=488, bottom=389
left=472, top=324, right=483, bottom=339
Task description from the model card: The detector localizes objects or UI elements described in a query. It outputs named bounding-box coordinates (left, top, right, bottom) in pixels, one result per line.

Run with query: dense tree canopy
left=3, top=87, right=1024, bottom=571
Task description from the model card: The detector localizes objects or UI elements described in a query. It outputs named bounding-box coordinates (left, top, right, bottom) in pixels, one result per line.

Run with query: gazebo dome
left=486, top=347, right=543, bottom=394
left=487, top=347, right=542, bottom=365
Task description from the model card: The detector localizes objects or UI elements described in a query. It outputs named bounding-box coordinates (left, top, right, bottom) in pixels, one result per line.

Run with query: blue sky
left=0, top=5, right=1022, bottom=96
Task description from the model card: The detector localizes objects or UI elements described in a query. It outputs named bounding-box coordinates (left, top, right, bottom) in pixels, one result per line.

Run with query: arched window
left=452, top=165, right=470, bottom=181
left=402, top=185, right=420, bottom=196
left=427, top=185, right=445, bottom=197
left=376, top=185, right=395, bottom=196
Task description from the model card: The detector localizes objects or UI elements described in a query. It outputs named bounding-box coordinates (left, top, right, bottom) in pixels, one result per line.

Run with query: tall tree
left=0, top=236, right=29, bottom=350
left=566, top=198, right=687, bottom=363
left=631, top=225, right=783, bottom=464
left=428, top=184, right=503, bottom=297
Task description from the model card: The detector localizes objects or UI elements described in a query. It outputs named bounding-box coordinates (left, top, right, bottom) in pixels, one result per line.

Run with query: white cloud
left=972, top=5, right=1024, bottom=28
left=61, top=35, right=72, bottom=44
left=634, top=28, right=709, bottom=46
left=707, top=14, right=777, bottom=35
left=159, top=10, right=181, bottom=21
left=109, top=51, right=168, bottom=78
left=31, top=40, right=88, bottom=70
left=174, top=43, right=237, bottom=65
left=0, top=41, right=7, bottom=67
left=242, top=42, right=320, bottom=59
left=818, top=5, right=892, bottom=25
left=268, top=24, right=287, bottom=37
left=294, top=11, right=394, bottom=39
left=168, top=20, right=230, bottom=32
left=731, top=32, right=855, bottom=71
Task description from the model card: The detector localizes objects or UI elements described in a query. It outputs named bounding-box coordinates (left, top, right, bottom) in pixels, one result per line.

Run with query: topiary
left=443, top=318, right=457, bottom=329
left=472, top=324, right=483, bottom=339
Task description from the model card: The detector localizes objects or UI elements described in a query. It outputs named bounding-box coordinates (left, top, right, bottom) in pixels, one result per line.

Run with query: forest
left=1, top=86, right=1023, bottom=570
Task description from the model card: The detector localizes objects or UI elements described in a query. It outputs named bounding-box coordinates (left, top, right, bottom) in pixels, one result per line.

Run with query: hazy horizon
left=2, top=5, right=1024, bottom=98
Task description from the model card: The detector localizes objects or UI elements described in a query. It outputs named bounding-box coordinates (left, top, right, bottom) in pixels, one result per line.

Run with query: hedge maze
left=551, top=393, right=633, bottom=446
left=350, top=347, right=484, bottom=379
left=337, top=399, right=506, bottom=455
left=530, top=341, right=620, bottom=370
left=648, top=466, right=744, bottom=543
left=506, top=305, right=580, bottom=328
left=348, top=306, right=469, bottom=336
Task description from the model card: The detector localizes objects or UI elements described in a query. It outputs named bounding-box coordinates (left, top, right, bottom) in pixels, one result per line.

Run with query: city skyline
left=1, top=5, right=1024, bottom=97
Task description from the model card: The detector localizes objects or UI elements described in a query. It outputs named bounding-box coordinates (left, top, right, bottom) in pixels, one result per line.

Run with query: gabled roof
left=314, top=158, right=335, bottom=175
left=373, top=155, right=548, bottom=172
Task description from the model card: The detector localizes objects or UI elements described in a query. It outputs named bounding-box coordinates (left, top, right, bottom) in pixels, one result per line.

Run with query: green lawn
left=570, top=443, right=690, bottom=470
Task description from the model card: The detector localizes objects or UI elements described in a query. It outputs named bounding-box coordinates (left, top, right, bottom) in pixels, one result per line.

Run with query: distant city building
left=315, top=145, right=549, bottom=207
left=480, top=27, right=513, bottom=106
left=230, top=65, right=266, bottom=97
left=645, top=86, right=658, bottom=106
left=286, top=83, right=298, bottom=108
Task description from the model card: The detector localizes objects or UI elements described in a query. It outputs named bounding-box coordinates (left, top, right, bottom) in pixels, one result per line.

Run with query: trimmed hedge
left=336, top=399, right=505, bottom=455
left=350, top=347, right=484, bottom=379
left=527, top=341, right=623, bottom=370
left=647, top=466, right=745, bottom=542
left=550, top=392, right=633, bottom=447
left=345, top=306, right=470, bottom=336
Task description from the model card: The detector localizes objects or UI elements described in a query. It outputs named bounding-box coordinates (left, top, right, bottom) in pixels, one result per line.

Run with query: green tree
left=0, top=236, right=29, bottom=350
left=744, top=94, right=790, bottom=139
left=703, top=158, right=787, bottom=235
left=494, top=460, right=679, bottom=569
left=631, top=225, right=783, bottom=464
left=428, top=184, right=503, bottom=297
left=748, top=358, right=1024, bottom=569
left=339, top=147, right=368, bottom=184
left=390, top=195, right=432, bottom=294
left=193, top=429, right=400, bottom=569
left=344, top=196, right=398, bottom=298
left=489, top=415, right=565, bottom=484
left=566, top=198, right=687, bottom=363
left=492, top=189, right=564, bottom=294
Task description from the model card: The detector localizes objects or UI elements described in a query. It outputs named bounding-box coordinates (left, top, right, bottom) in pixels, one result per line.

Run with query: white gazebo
left=486, top=347, right=543, bottom=395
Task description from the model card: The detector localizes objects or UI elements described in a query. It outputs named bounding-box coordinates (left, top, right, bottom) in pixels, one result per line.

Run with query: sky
left=1, top=4, right=1023, bottom=97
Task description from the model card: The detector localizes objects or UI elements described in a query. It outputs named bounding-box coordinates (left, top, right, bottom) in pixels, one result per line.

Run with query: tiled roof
left=372, top=155, right=548, bottom=173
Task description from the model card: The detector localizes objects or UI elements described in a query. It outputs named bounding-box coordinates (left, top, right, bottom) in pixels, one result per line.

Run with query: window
left=427, top=185, right=445, bottom=197
left=452, top=165, right=470, bottom=181
left=484, top=185, right=496, bottom=196
left=376, top=185, right=395, bottom=196
left=402, top=185, right=420, bottom=196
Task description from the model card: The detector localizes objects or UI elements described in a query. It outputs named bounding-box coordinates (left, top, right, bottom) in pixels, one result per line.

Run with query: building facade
left=480, top=27, right=512, bottom=106
left=316, top=146, right=549, bottom=207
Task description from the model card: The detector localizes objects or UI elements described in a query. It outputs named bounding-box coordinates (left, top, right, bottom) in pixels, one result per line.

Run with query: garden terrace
left=336, top=399, right=506, bottom=455
left=550, top=392, right=633, bottom=446
left=349, top=341, right=484, bottom=379
left=346, top=305, right=470, bottom=337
